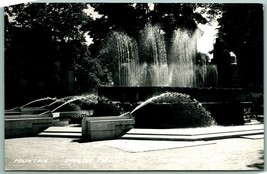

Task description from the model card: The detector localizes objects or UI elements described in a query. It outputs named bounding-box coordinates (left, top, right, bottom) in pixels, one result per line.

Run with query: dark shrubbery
left=49, top=94, right=124, bottom=123
left=132, top=92, right=216, bottom=128
left=93, top=96, right=123, bottom=116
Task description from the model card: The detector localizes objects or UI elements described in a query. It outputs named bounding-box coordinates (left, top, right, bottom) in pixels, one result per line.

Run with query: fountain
left=20, top=97, right=57, bottom=108
left=168, top=28, right=198, bottom=87
left=138, top=24, right=169, bottom=86
left=101, top=31, right=139, bottom=86
left=4, top=23, right=254, bottom=139
left=98, top=23, right=250, bottom=127
left=100, top=23, right=206, bottom=87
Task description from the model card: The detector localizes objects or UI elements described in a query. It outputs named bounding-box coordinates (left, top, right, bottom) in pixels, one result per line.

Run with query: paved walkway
left=5, top=124, right=264, bottom=171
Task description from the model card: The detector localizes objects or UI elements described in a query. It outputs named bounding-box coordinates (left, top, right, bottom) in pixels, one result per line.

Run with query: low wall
left=98, top=87, right=245, bottom=103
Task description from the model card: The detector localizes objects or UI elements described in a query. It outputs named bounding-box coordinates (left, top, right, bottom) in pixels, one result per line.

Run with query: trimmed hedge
left=132, top=92, right=217, bottom=128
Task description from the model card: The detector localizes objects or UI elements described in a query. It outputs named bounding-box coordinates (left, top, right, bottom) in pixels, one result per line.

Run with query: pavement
left=4, top=123, right=264, bottom=171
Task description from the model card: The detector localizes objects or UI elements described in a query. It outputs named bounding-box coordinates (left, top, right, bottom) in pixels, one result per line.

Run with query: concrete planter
left=5, top=112, right=53, bottom=138
left=82, top=112, right=134, bottom=141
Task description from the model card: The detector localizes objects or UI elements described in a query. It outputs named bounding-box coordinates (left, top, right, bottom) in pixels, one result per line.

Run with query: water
left=47, top=96, right=75, bottom=108
left=20, top=97, right=57, bottom=108
left=130, top=93, right=167, bottom=114
left=51, top=96, right=87, bottom=113
left=101, top=31, right=139, bottom=86
left=168, top=28, right=198, bottom=87
left=131, top=92, right=198, bottom=114
left=138, top=24, right=169, bottom=86
left=50, top=94, right=98, bottom=113
left=100, top=23, right=213, bottom=87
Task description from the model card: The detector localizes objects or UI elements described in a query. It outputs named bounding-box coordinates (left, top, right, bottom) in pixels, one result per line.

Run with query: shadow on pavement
left=247, top=150, right=264, bottom=170
left=71, top=139, right=89, bottom=143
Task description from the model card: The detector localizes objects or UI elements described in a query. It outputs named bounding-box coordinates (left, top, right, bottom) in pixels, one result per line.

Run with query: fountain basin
left=82, top=112, right=134, bottom=141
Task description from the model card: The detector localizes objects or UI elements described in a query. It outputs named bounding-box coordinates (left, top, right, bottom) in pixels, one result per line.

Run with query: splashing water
left=50, top=94, right=99, bottom=113
left=130, top=93, right=170, bottom=114
left=48, top=96, right=76, bottom=107
left=101, top=31, right=139, bottom=86
left=131, top=92, right=201, bottom=114
left=131, top=92, right=217, bottom=127
left=101, top=23, right=206, bottom=87
left=51, top=96, right=87, bottom=113
left=20, top=97, right=57, bottom=108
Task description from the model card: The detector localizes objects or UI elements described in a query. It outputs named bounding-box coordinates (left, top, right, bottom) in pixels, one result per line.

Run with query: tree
left=151, top=3, right=208, bottom=36
left=5, top=3, right=90, bottom=43
left=86, top=3, right=208, bottom=57
left=216, top=4, right=263, bottom=87
left=73, top=44, right=111, bottom=93
left=4, top=3, right=97, bottom=107
left=195, top=4, right=263, bottom=88
left=86, top=3, right=150, bottom=56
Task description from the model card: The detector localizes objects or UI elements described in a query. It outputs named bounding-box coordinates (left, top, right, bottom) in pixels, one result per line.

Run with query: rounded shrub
left=132, top=92, right=216, bottom=128
left=93, top=96, right=123, bottom=116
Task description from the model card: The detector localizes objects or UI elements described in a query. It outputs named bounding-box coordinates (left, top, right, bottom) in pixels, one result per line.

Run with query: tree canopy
left=4, top=3, right=108, bottom=107
left=216, top=4, right=263, bottom=87
left=86, top=3, right=209, bottom=56
left=4, top=2, right=263, bottom=108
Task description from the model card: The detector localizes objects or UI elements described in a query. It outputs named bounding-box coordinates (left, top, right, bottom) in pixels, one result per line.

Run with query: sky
left=84, top=4, right=219, bottom=58
left=197, top=22, right=219, bottom=58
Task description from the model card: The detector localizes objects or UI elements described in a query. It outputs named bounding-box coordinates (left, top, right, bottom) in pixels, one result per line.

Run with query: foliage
left=49, top=94, right=123, bottom=116
left=151, top=92, right=198, bottom=104
left=195, top=3, right=263, bottom=88
left=152, top=93, right=213, bottom=124
left=5, top=3, right=90, bottom=43
left=217, top=4, right=263, bottom=87
left=133, top=92, right=216, bottom=128
left=5, top=3, right=89, bottom=104
left=4, top=3, right=111, bottom=108
left=151, top=4, right=207, bottom=36
left=93, top=96, right=123, bottom=116
left=86, top=3, right=208, bottom=57
left=73, top=44, right=111, bottom=92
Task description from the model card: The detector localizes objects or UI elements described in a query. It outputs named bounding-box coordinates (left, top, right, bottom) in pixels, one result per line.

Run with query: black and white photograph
left=4, top=2, right=264, bottom=171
